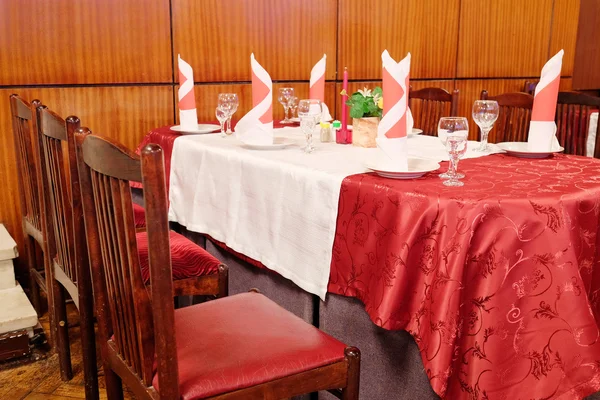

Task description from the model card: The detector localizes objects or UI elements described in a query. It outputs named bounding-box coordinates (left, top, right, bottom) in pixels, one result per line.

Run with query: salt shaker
left=320, top=122, right=332, bottom=142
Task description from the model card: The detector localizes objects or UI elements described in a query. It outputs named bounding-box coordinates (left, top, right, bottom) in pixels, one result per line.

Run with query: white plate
left=170, top=124, right=221, bottom=134
left=365, top=158, right=440, bottom=179
left=289, top=117, right=333, bottom=123
left=346, top=126, right=422, bottom=136
left=496, top=142, right=564, bottom=158
left=240, top=137, right=295, bottom=150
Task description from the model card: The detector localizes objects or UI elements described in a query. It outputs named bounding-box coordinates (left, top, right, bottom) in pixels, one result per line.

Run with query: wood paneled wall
left=0, top=0, right=581, bottom=282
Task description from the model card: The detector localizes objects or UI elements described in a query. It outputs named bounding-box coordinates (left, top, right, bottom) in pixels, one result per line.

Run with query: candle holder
left=336, top=126, right=352, bottom=144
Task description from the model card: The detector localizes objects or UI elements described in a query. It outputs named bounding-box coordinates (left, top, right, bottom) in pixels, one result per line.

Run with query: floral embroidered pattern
left=327, top=155, right=600, bottom=399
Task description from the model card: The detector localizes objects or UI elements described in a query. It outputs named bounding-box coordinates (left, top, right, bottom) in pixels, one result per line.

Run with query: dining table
left=132, top=123, right=600, bottom=400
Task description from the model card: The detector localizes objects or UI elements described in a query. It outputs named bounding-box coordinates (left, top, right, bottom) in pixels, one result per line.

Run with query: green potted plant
left=341, top=87, right=383, bottom=147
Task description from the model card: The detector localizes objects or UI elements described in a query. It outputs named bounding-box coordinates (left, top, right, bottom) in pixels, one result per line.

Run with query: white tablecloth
left=167, top=128, right=502, bottom=298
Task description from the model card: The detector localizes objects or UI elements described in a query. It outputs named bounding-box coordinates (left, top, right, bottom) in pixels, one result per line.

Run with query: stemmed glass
left=288, top=96, right=299, bottom=120
left=278, top=88, right=295, bottom=124
left=298, top=99, right=322, bottom=153
left=215, top=107, right=228, bottom=137
left=218, top=93, right=239, bottom=135
left=472, top=100, right=499, bottom=152
left=438, top=117, right=469, bottom=181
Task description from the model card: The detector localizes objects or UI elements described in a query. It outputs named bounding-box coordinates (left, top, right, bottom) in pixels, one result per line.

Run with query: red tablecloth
left=136, top=126, right=600, bottom=399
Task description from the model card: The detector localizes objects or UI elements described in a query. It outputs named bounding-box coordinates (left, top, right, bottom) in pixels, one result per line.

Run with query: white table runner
left=587, top=112, right=599, bottom=157
left=168, top=128, right=502, bottom=298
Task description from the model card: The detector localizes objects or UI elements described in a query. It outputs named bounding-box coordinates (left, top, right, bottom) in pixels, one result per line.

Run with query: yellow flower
left=377, top=97, right=383, bottom=109
left=340, top=89, right=347, bottom=96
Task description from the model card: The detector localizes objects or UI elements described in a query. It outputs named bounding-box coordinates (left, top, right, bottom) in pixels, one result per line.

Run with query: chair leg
left=104, top=366, right=124, bottom=400
left=52, top=280, right=72, bottom=381
left=341, top=347, right=360, bottom=400
left=218, top=264, right=229, bottom=298
left=25, top=235, right=42, bottom=316
left=80, top=296, right=99, bottom=400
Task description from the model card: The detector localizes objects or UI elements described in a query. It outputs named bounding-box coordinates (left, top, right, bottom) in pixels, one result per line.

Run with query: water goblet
left=278, top=88, right=295, bottom=124
left=438, top=117, right=469, bottom=179
left=218, top=93, right=238, bottom=135
left=215, top=107, right=228, bottom=138
left=472, top=100, right=499, bottom=152
left=443, top=130, right=468, bottom=187
left=298, top=99, right=322, bottom=153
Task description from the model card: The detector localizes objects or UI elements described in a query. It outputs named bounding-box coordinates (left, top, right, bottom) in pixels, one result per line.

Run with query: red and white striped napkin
left=178, top=54, right=198, bottom=130
left=528, top=50, right=564, bottom=151
left=310, top=54, right=332, bottom=122
left=376, top=50, right=413, bottom=171
left=236, top=54, right=273, bottom=145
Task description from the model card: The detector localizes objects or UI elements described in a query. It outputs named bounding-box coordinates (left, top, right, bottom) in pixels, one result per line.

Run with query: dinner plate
left=171, top=124, right=221, bottom=134
left=345, top=126, right=422, bottom=137
left=496, top=142, right=564, bottom=158
left=240, top=137, right=295, bottom=150
left=289, top=117, right=333, bottom=123
left=365, top=158, right=440, bottom=179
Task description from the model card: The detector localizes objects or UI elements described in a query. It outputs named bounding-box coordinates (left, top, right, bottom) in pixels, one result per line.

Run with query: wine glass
left=297, top=99, right=322, bottom=153
left=215, top=107, right=228, bottom=138
left=438, top=117, right=469, bottom=180
left=472, top=100, right=499, bottom=152
left=288, top=96, right=299, bottom=120
left=218, top=93, right=238, bottom=134
left=278, top=88, right=295, bottom=124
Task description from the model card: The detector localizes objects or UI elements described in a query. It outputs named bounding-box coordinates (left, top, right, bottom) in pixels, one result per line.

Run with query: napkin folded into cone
left=236, top=54, right=274, bottom=145
left=178, top=55, right=198, bottom=130
left=527, top=50, right=563, bottom=151
left=376, top=50, right=413, bottom=171
left=310, top=55, right=333, bottom=122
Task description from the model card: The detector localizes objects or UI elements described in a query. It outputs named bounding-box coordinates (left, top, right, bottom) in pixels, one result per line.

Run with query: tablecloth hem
left=169, top=216, right=329, bottom=300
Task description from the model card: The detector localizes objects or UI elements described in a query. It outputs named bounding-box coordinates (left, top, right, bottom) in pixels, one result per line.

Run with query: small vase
left=352, top=117, right=379, bottom=148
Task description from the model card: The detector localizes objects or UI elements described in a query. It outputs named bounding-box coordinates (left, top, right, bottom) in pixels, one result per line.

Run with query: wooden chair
left=68, top=129, right=227, bottom=298
left=556, top=91, right=600, bottom=157
left=480, top=90, right=534, bottom=143
left=75, top=132, right=361, bottom=400
left=34, top=106, right=99, bottom=399
left=9, top=95, right=48, bottom=317
left=408, top=87, right=459, bottom=136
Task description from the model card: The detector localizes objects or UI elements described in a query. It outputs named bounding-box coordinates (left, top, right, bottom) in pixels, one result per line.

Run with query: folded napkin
left=236, top=53, right=274, bottom=145
left=528, top=49, right=564, bottom=151
left=376, top=50, right=413, bottom=171
left=310, top=54, right=332, bottom=122
left=178, top=55, right=198, bottom=130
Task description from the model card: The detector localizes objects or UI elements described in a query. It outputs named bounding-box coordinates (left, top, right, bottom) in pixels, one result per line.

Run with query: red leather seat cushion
left=152, top=292, right=347, bottom=399
left=132, top=203, right=146, bottom=228
left=136, top=230, right=220, bottom=284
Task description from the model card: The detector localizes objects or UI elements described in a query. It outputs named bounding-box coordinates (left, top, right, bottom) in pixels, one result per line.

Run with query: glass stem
left=219, top=121, right=226, bottom=137
left=226, top=117, right=232, bottom=134
left=479, top=128, right=489, bottom=150
left=450, top=157, right=459, bottom=180
left=284, top=106, right=289, bottom=121
left=446, top=157, right=456, bottom=177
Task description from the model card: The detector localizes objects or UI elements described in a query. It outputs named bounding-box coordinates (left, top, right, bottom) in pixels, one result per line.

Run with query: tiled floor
left=0, top=299, right=135, bottom=400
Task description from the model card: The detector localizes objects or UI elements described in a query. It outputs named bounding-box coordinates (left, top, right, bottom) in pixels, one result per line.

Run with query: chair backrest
left=408, top=87, right=459, bottom=136
left=480, top=90, right=534, bottom=143
left=75, top=131, right=179, bottom=397
left=10, top=95, right=44, bottom=235
left=35, top=107, right=80, bottom=291
left=556, top=91, right=600, bottom=157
